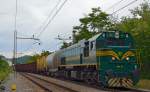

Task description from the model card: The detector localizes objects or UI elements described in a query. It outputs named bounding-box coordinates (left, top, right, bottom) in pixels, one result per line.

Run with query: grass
left=0, top=60, right=11, bottom=81
left=0, top=72, right=8, bottom=81
left=135, top=79, right=150, bottom=90
left=0, top=69, right=10, bottom=81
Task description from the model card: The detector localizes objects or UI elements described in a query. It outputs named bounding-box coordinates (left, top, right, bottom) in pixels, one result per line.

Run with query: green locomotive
left=47, top=31, right=140, bottom=87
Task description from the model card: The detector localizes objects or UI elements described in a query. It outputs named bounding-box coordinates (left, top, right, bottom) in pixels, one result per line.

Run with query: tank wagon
left=45, top=31, right=140, bottom=87
left=36, top=55, right=48, bottom=73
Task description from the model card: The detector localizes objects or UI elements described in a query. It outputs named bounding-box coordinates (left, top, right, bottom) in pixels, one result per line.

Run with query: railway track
left=72, top=80, right=149, bottom=92
left=58, top=78, right=148, bottom=92
left=106, top=87, right=149, bottom=92
left=21, top=73, right=149, bottom=92
left=69, top=80, right=148, bottom=92
left=21, top=73, right=77, bottom=92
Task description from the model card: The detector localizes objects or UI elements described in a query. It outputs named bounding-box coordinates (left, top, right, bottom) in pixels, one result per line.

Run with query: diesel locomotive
left=16, top=31, right=140, bottom=87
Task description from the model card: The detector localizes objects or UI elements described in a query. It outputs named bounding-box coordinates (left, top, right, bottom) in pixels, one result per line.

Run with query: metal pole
left=13, top=30, right=40, bottom=73
left=13, top=31, right=15, bottom=69
left=16, top=31, right=17, bottom=64
left=13, top=30, right=17, bottom=78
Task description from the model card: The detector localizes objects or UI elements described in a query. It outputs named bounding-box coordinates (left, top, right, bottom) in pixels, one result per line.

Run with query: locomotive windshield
left=96, top=31, right=134, bottom=48
left=106, top=38, right=133, bottom=47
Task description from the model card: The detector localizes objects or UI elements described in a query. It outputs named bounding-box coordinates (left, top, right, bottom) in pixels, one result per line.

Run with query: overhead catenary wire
left=110, top=0, right=138, bottom=15
left=24, top=0, right=68, bottom=53
left=34, top=0, right=62, bottom=36
left=37, top=0, right=68, bottom=38
left=105, top=0, right=125, bottom=11
left=21, top=0, right=62, bottom=53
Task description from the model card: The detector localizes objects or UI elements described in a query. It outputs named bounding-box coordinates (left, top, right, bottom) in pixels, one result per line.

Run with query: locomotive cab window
left=90, top=41, right=95, bottom=50
left=84, top=41, right=89, bottom=57
left=61, top=57, right=66, bottom=65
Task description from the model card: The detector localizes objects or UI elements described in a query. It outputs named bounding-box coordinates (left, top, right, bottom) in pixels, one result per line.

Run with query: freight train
left=15, top=31, right=140, bottom=87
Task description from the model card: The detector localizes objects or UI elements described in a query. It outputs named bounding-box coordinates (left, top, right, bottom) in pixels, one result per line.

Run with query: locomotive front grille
left=108, top=78, right=133, bottom=87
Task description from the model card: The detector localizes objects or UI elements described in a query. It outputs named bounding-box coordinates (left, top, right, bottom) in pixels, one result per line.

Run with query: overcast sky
left=0, top=0, right=147, bottom=58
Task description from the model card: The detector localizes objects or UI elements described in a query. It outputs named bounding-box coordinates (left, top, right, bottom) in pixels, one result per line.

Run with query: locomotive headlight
left=102, top=33, right=105, bottom=38
left=126, top=57, right=129, bottom=61
left=135, top=65, right=137, bottom=69
left=115, top=31, right=119, bottom=38
left=126, top=34, right=129, bottom=38
left=112, top=57, right=115, bottom=60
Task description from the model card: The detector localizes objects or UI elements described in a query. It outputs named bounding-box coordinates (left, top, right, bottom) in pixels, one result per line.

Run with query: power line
left=34, top=0, right=62, bottom=36
left=111, top=0, right=138, bottom=15
left=37, top=0, right=68, bottom=38
left=105, top=0, right=125, bottom=11
left=23, top=0, right=63, bottom=53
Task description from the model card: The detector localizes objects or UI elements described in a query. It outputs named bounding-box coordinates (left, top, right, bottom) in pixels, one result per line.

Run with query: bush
left=0, top=60, right=10, bottom=80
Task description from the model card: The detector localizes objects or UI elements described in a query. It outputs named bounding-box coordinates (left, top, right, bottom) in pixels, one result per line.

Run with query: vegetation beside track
left=0, top=59, right=11, bottom=81
left=135, top=79, right=150, bottom=90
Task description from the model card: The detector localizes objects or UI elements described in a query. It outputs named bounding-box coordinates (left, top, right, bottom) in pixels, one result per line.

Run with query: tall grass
left=0, top=60, right=10, bottom=81
left=136, top=79, right=150, bottom=90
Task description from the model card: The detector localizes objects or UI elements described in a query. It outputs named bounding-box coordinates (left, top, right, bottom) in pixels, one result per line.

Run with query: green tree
left=30, top=54, right=40, bottom=62
left=117, top=2, right=150, bottom=79
left=73, top=7, right=114, bottom=43
left=41, top=51, right=51, bottom=56
left=27, top=51, right=51, bottom=64
left=60, top=42, right=70, bottom=49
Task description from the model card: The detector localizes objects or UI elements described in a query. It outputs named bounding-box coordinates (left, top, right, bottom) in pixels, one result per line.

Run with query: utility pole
left=13, top=31, right=40, bottom=72
left=13, top=30, right=17, bottom=71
